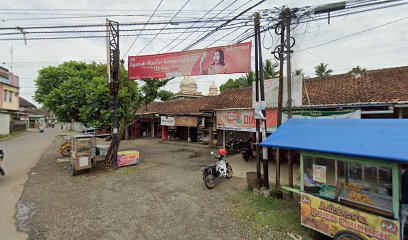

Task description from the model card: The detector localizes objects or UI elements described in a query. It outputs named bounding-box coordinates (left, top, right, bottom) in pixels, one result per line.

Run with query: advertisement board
left=301, top=193, right=400, bottom=239
left=128, top=42, right=251, bottom=79
left=216, top=109, right=277, bottom=132
left=161, top=116, right=175, bottom=126
left=252, top=75, right=303, bottom=108
left=175, top=116, right=198, bottom=127
left=283, top=109, right=361, bottom=122
left=118, top=150, right=140, bottom=167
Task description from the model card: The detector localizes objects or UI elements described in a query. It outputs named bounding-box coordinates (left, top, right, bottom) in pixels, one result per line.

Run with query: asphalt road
left=0, top=126, right=60, bottom=240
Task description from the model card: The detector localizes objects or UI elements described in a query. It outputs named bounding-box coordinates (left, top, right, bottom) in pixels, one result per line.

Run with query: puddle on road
left=16, top=201, right=36, bottom=232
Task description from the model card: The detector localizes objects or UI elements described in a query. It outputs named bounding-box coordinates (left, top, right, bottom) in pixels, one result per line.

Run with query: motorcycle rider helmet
left=218, top=148, right=227, bottom=156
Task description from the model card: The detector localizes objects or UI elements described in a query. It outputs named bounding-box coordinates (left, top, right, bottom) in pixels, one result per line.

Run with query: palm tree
left=263, top=59, right=279, bottom=79
left=294, top=69, right=303, bottom=76
left=244, top=70, right=255, bottom=86
left=314, top=63, right=333, bottom=77
left=348, top=66, right=366, bottom=74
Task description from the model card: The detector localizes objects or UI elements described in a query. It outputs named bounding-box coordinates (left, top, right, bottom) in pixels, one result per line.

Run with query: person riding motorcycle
left=0, top=149, right=5, bottom=176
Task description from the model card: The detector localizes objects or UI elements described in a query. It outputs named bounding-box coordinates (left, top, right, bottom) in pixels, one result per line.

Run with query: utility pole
left=106, top=19, right=120, bottom=168
left=256, top=14, right=269, bottom=189
left=285, top=8, right=294, bottom=199
left=275, top=11, right=285, bottom=191
left=254, top=13, right=262, bottom=185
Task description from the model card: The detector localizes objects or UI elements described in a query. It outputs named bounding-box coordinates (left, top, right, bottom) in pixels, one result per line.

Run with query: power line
left=158, top=0, right=227, bottom=53
left=0, top=22, right=248, bottom=36
left=0, top=18, right=249, bottom=30
left=182, top=0, right=266, bottom=50
left=137, top=0, right=191, bottom=55
left=298, top=15, right=408, bottom=52
left=122, top=0, right=164, bottom=59
left=198, top=0, right=256, bottom=49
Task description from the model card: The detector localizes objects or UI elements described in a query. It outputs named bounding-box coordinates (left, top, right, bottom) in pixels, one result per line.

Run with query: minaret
left=208, top=81, right=218, bottom=96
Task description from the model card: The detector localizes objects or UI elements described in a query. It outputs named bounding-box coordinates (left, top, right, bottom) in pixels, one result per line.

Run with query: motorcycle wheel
left=334, top=231, right=364, bottom=240
left=242, top=151, right=249, bottom=161
left=226, top=165, right=233, bottom=179
left=60, top=145, right=71, bottom=157
left=204, top=173, right=216, bottom=189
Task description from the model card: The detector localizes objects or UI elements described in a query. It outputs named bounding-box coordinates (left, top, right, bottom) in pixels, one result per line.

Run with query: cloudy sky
left=0, top=0, right=407, bottom=106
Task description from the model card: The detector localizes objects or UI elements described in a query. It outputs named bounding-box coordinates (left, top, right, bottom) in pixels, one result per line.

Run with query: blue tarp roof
left=259, top=119, right=408, bottom=162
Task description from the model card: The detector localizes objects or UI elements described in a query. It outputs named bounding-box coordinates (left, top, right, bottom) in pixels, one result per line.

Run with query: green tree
left=348, top=66, right=366, bottom=74
left=157, top=90, right=175, bottom=101
left=294, top=69, right=303, bottom=76
left=314, top=63, right=333, bottom=77
left=263, top=59, right=279, bottom=79
left=219, top=59, right=279, bottom=93
left=34, top=61, right=156, bottom=134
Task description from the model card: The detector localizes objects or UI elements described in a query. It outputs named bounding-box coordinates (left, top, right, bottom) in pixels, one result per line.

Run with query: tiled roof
left=138, top=66, right=408, bottom=115
left=137, top=87, right=252, bottom=115
left=19, top=97, right=37, bottom=109
left=303, top=66, right=408, bottom=106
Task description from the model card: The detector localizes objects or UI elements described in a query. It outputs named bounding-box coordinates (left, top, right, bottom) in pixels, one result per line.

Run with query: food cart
left=260, top=119, right=408, bottom=240
left=70, top=134, right=109, bottom=176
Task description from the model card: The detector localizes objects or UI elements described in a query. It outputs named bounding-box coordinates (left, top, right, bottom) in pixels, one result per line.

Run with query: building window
left=9, top=91, right=12, bottom=102
left=3, top=90, right=7, bottom=102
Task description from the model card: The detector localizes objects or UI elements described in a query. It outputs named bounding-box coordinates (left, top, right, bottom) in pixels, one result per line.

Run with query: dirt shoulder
left=17, top=138, right=249, bottom=240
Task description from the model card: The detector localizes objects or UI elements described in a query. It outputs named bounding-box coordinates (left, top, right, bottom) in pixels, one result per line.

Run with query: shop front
left=215, top=108, right=277, bottom=148
left=260, top=118, right=408, bottom=240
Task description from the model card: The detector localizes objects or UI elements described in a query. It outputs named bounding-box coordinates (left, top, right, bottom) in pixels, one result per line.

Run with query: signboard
left=301, top=193, right=400, bottom=239
left=118, top=150, right=139, bottom=167
left=128, top=42, right=251, bottom=79
left=283, top=109, right=361, bottom=122
left=160, top=116, right=175, bottom=126
left=216, top=109, right=277, bottom=132
left=175, top=116, right=198, bottom=127
left=252, top=75, right=303, bottom=108
left=313, top=165, right=327, bottom=184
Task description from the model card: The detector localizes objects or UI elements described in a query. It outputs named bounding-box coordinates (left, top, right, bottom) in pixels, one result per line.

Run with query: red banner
left=128, top=42, right=252, bottom=80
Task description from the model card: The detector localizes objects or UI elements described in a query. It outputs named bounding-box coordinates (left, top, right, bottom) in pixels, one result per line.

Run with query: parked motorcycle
left=225, top=134, right=242, bottom=154
left=241, top=137, right=254, bottom=161
left=200, top=148, right=233, bottom=189
left=59, top=133, right=71, bottom=157
left=0, top=149, right=5, bottom=176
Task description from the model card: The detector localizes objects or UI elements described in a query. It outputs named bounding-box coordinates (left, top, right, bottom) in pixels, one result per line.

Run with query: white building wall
left=0, top=113, right=10, bottom=135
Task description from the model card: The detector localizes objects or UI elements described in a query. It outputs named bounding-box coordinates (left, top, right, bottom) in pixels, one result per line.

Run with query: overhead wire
left=297, top=15, right=408, bottom=52
left=198, top=0, right=253, bottom=49
left=136, top=0, right=193, bottom=55
left=122, top=0, right=164, bottom=60
left=182, top=0, right=266, bottom=50
left=159, top=0, right=228, bottom=53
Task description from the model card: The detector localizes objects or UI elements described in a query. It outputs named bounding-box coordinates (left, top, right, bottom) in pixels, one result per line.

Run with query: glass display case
left=302, top=154, right=395, bottom=217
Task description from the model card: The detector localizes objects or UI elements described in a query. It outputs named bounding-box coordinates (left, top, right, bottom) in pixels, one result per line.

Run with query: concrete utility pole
left=275, top=10, right=285, bottom=191
left=254, top=13, right=262, bottom=183
left=285, top=8, right=294, bottom=199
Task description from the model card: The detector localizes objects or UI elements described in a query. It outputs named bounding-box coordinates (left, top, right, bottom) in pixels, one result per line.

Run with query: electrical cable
left=297, top=15, right=408, bottom=52
left=158, top=0, right=227, bottom=53
left=183, top=0, right=266, bottom=50
left=122, top=0, right=164, bottom=59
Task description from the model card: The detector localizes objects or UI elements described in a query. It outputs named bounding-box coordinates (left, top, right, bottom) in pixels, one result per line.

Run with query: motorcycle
left=241, top=137, right=254, bottom=161
left=225, top=134, right=242, bottom=154
left=0, top=149, right=5, bottom=176
left=200, top=148, right=233, bottom=189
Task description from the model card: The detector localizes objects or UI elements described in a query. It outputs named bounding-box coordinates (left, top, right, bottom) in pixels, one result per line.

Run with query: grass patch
left=228, top=190, right=322, bottom=240
left=118, top=165, right=140, bottom=176
left=0, top=130, right=30, bottom=141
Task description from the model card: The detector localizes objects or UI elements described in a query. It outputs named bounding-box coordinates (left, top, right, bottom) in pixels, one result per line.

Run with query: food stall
left=260, top=119, right=408, bottom=240
left=70, top=134, right=109, bottom=176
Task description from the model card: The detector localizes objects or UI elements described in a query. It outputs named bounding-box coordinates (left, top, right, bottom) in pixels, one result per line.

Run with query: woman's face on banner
left=213, top=51, right=220, bottom=64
